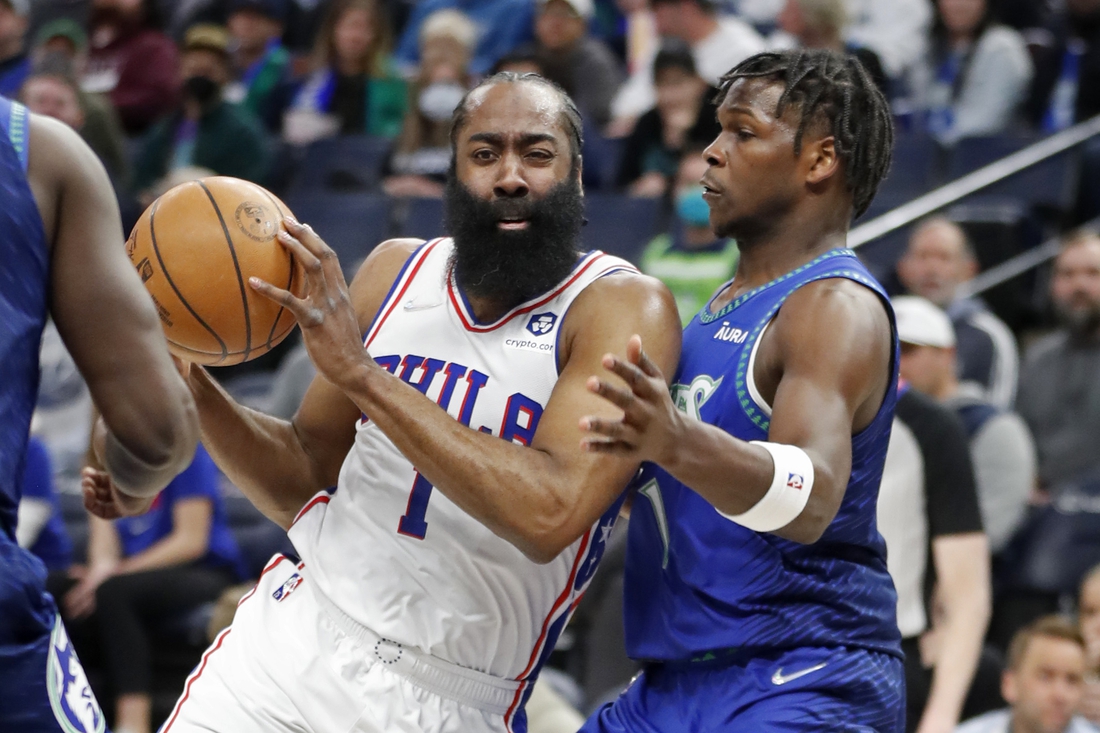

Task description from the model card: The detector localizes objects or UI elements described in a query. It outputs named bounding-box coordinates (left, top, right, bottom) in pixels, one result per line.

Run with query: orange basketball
left=126, top=176, right=303, bottom=366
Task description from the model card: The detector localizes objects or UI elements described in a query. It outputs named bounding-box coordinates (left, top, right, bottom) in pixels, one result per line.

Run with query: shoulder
left=976, top=26, right=1031, bottom=63
left=955, top=708, right=1010, bottom=733
left=348, top=237, right=428, bottom=324
left=1022, top=331, right=1069, bottom=368
left=568, top=268, right=677, bottom=324
left=775, top=276, right=892, bottom=351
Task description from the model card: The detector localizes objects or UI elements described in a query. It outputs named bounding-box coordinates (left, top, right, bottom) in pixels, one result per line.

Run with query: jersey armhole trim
left=362, top=239, right=440, bottom=349
left=7, top=101, right=28, bottom=172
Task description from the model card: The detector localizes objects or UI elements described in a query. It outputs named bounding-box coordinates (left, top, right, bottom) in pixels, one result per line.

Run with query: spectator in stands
left=393, top=0, right=536, bottom=77
left=898, top=217, right=1019, bottom=408
left=0, top=0, right=29, bottom=96
left=57, top=446, right=246, bottom=733
left=608, top=0, right=764, bottom=132
left=32, top=19, right=89, bottom=68
left=492, top=50, right=547, bottom=75
left=911, top=0, right=1033, bottom=145
left=1026, top=0, right=1100, bottom=133
left=955, top=616, right=1098, bottom=733
left=1017, top=231, right=1100, bottom=494
left=774, top=0, right=889, bottom=97
left=83, top=0, right=180, bottom=136
left=1077, top=567, right=1100, bottom=725
left=877, top=382, right=993, bottom=733
left=225, top=0, right=296, bottom=132
left=518, top=0, right=623, bottom=127
left=133, top=24, right=272, bottom=201
left=16, top=437, right=73, bottom=574
left=640, top=144, right=738, bottom=323
left=615, top=41, right=719, bottom=196
left=284, top=0, right=407, bottom=144
left=893, top=296, right=1035, bottom=556
left=20, top=60, right=130, bottom=185
left=845, top=0, right=933, bottom=81
left=383, top=9, right=476, bottom=198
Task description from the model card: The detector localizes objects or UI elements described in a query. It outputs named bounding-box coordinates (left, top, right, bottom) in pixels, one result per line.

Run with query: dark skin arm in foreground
left=246, top=221, right=681, bottom=561
left=26, top=114, right=197, bottom=515
left=581, top=277, right=892, bottom=544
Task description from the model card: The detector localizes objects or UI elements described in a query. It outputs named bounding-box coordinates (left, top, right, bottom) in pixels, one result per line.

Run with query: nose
left=703, top=139, right=723, bottom=168
left=493, top=153, right=529, bottom=199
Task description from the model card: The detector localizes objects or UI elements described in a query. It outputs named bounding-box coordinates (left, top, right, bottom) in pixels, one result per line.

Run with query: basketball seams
left=148, top=196, right=230, bottom=361
left=255, top=187, right=294, bottom=350
left=197, top=180, right=254, bottom=362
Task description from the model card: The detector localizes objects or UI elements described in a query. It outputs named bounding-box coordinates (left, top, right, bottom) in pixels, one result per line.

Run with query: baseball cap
left=539, top=0, right=594, bottom=20
left=892, top=296, right=956, bottom=348
left=35, top=19, right=89, bottom=52
left=183, top=24, right=232, bottom=57
left=229, top=0, right=290, bottom=23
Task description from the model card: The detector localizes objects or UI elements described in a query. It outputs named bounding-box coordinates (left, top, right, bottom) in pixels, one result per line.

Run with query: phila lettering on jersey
left=288, top=239, right=636, bottom=691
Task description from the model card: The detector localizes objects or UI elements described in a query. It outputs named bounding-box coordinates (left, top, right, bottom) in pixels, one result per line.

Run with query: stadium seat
left=286, top=135, right=393, bottom=194
left=947, top=135, right=1080, bottom=212
left=283, top=191, right=394, bottom=276
left=875, top=131, right=939, bottom=201
left=581, top=194, right=663, bottom=264
left=394, top=196, right=448, bottom=241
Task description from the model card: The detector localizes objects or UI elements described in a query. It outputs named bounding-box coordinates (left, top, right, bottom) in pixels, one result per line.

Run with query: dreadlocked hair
left=715, top=49, right=894, bottom=219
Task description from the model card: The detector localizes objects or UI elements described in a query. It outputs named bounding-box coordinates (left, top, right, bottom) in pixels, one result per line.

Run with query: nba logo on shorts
left=273, top=573, right=303, bottom=602
left=787, top=473, right=804, bottom=490
left=47, top=617, right=105, bottom=733
left=526, top=312, right=558, bottom=336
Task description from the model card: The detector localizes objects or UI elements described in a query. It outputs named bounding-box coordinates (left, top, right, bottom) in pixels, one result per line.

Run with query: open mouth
left=701, top=179, right=721, bottom=198
left=498, top=218, right=530, bottom=230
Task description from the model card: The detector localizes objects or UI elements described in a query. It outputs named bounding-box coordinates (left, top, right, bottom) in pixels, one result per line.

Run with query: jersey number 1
left=398, top=472, right=434, bottom=539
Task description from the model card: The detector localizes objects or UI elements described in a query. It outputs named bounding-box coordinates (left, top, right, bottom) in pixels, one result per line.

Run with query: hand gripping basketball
left=249, top=219, right=368, bottom=391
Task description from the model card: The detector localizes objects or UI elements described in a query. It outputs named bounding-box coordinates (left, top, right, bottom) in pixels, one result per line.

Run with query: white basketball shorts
left=160, top=555, right=518, bottom=733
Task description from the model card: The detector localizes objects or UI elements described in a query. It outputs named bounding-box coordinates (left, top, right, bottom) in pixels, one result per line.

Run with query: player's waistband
left=309, top=581, right=522, bottom=715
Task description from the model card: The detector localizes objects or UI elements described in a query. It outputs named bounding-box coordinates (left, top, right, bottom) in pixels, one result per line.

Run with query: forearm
left=349, top=364, right=582, bottom=561
left=87, top=515, right=122, bottom=569
left=190, top=368, right=326, bottom=527
left=118, top=533, right=205, bottom=574
left=922, top=589, right=991, bottom=724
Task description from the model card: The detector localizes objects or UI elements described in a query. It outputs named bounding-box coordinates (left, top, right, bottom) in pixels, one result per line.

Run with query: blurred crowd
left=8, top=0, right=1100, bottom=731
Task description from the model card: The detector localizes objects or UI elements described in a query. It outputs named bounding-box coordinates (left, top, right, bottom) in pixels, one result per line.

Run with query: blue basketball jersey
left=624, top=247, right=903, bottom=661
left=0, top=95, right=49, bottom=546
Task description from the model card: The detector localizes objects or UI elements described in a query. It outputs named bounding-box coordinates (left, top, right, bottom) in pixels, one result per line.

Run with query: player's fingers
left=580, top=438, right=635, bottom=455
left=600, top=354, right=659, bottom=400
left=284, top=219, right=345, bottom=282
left=579, top=415, right=637, bottom=444
left=586, top=376, right=638, bottom=412
left=277, top=229, right=323, bottom=275
left=249, top=277, right=309, bottom=316
left=629, top=336, right=665, bottom=380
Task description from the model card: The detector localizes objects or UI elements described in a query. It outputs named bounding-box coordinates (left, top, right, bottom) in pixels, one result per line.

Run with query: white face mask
left=418, top=82, right=466, bottom=122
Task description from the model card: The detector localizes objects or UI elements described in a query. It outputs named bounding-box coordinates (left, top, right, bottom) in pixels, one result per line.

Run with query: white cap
left=539, top=0, right=594, bottom=20
left=892, top=296, right=956, bottom=348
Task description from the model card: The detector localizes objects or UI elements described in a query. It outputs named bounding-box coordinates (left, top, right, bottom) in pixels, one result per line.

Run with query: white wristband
left=717, top=441, right=815, bottom=532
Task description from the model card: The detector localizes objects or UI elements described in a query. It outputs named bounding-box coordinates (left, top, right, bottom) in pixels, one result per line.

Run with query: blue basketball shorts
left=0, top=540, right=106, bottom=733
left=581, top=645, right=905, bottom=732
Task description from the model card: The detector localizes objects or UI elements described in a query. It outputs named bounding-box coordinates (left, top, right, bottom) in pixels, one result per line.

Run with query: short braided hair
left=715, top=49, right=894, bottom=219
left=449, top=72, right=584, bottom=167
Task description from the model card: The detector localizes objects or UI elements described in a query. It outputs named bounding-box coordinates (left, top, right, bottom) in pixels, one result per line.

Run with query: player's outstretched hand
left=250, top=217, right=366, bottom=393
left=580, top=335, right=685, bottom=465
left=81, top=466, right=154, bottom=520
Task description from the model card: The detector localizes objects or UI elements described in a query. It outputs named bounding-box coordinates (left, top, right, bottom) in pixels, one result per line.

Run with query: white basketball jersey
left=289, top=239, right=637, bottom=688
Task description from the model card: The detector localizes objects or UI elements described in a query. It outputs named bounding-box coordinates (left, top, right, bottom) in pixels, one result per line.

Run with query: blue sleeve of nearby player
left=20, top=437, right=54, bottom=501
left=162, top=444, right=219, bottom=503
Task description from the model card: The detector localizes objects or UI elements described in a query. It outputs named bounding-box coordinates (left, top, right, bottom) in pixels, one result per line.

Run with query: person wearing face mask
left=132, top=24, right=271, bottom=203
left=383, top=9, right=476, bottom=199
left=640, top=145, right=738, bottom=325
left=283, top=0, right=407, bottom=145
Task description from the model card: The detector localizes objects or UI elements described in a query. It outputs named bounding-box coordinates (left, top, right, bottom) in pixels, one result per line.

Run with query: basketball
left=126, top=177, right=303, bottom=366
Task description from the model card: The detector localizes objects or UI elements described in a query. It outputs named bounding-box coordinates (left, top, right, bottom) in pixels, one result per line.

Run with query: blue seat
left=287, top=135, right=393, bottom=194
left=947, top=135, right=1079, bottom=211
left=581, top=194, right=662, bottom=265
left=876, top=132, right=939, bottom=201
left=283, top=191, right=394, bottom=276
left=394, top=196, right=448, bottom=241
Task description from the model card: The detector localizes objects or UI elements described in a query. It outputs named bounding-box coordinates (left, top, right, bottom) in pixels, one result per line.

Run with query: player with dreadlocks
left=578, top=49, right=905, bottom=731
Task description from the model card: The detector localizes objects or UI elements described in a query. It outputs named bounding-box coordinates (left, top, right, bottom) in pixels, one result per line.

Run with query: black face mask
left=444, top=171, right=585, bottom=307
left=182, top=75, right=221, bottom=107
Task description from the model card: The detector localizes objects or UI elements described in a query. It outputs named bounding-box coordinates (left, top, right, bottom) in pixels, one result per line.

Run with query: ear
left=1002, top=669, right=1017, bottom=704
left=804, top=135, right=841, bottom=186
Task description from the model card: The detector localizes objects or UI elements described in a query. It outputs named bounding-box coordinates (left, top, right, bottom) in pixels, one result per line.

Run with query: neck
left=0, top=38, right=21, bottom=62
left=464, top=291, right=521, bottom=323
left=803, top=29, right=844, bottom=51
left=183, top=99, right=206, bottom=120
left=236, top=43, right=268, bottom=70
left=723, top=201, right=850, bottom=295
left=948, top=31, right=973, bottom=49
left=337, top=56, right=366, bottom=76
left=683, top=225, right=718, bottom=248
left=935, top=374, right=959, bottom=401
left=683, top=13, right=718, bottom=45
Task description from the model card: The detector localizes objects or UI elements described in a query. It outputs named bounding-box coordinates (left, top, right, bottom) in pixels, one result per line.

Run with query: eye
left=472, top=149, right=496, bottom=162
left=526, top=149, right=554, bottom=162
left=736, top=128, right=755, bottom=141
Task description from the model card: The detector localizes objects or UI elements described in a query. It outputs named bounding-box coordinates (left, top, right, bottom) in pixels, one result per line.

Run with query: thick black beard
left=445, top=175, right=584, bottom=308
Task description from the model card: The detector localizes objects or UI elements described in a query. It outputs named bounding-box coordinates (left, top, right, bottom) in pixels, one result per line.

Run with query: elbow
left=511, top=502, right=580, bottom=565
